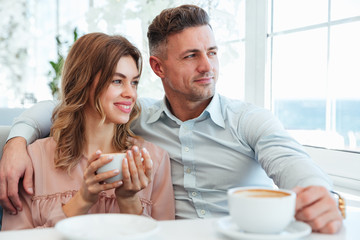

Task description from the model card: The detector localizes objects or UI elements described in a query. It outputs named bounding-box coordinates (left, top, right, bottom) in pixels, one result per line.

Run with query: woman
left=2, top=33, right=175, bottom=230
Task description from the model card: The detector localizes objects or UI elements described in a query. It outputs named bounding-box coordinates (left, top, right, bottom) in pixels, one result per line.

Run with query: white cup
left=227, top=187, right=296, bottom=234
left=96, top=153, right=126, bottom=183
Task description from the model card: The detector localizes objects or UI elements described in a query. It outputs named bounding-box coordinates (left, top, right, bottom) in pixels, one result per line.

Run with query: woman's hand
left=80, top=150, right=124, bottom=204
left=115, top=146, right=153, bottom=214
left=63, top=150, right=122, bottom=217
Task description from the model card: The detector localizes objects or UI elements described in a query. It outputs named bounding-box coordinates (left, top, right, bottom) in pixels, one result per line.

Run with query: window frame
left=244, top=0, right=360, bottom=192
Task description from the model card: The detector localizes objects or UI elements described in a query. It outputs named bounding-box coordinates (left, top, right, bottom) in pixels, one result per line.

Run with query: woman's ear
left=149, top=56, right=165, bottom=79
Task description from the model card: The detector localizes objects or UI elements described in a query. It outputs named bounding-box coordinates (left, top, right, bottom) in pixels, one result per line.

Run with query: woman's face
left=88, top=55, right=140, bottom=124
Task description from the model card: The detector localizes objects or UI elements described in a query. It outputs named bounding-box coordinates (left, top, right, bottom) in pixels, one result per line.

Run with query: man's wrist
left=5, top=137, right=27, bottom=149
left=330, top=190, right=346, bottom=219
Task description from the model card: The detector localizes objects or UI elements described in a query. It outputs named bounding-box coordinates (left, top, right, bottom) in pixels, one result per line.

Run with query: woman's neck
left=83, top=110, right=116, bottom=158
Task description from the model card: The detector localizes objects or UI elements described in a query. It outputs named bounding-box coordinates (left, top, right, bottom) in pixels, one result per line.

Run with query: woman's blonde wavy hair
left=50, top=32, right=143, bottom=173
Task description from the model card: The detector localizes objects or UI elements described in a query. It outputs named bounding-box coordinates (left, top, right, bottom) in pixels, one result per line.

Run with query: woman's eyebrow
left=113, top=72, right=140, bottom=79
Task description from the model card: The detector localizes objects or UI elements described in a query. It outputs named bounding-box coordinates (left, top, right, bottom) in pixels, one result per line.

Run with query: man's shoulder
left=138, top=97, right=161, bottom=108
left=137, top=97, right=164, bottom=121
left=216, top=94, right=276, bottom=125
left=217, top=94, right=261, bottom=114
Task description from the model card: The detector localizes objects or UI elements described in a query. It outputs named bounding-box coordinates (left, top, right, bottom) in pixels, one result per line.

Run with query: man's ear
left=149, top=56, right=165, bottom=79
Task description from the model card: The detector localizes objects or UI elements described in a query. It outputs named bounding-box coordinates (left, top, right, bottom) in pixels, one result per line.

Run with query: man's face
left=160, top=25, right=219, bottom=103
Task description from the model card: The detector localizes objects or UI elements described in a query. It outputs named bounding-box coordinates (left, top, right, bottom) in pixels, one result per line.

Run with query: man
left=0, top=4, right=343, bottom=233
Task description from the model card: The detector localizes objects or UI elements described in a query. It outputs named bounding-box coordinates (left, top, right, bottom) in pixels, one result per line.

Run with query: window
left=268, top=0, right=360, bottom=152
left=0, top=0, right=245, bottom=108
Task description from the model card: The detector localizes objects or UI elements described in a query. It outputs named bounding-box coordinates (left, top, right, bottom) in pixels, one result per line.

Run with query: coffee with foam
left=228, top=187, right=296, bottom=234
left=235, top=189, right=290, bottom=198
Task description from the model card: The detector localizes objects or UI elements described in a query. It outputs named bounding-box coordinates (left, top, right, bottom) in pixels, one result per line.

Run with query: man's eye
left=184, top=54, right=195, bottom=59
left=209, top=51, right=217, bottom=56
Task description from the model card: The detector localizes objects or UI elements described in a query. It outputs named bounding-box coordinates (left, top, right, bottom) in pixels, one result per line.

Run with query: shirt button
left=192, top=191, right=197, bottom=197
left=200, top=209, right=206, bottom=215
left=184, top=147, right=189, bottom=152
left=186, top=168, right=191, bottom=174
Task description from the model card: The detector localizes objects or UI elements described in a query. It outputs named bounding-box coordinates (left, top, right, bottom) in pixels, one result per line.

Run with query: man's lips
left=194, top=77, right=213, bottom=84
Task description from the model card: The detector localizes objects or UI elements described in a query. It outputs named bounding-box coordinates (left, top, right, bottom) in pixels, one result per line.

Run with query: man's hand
left=294, top=186, right=343, bottom=234
left=0, top=137, right=34, bottom=214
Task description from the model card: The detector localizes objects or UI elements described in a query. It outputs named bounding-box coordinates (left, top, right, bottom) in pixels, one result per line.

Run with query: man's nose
left=197, top=54, right=213, bottom=73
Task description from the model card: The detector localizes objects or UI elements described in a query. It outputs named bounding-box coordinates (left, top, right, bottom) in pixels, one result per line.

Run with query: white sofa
left=0, top=108, right=26, bottom=158
left=0, top=126, right=11, bottom=159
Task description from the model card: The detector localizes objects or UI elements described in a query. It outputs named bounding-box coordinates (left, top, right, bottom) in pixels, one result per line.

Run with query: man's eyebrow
left=181, top=46, right=218, bottom=56
left=113, top=72, right=140, bottom=79
left=182, top=49, right=200, bottom=55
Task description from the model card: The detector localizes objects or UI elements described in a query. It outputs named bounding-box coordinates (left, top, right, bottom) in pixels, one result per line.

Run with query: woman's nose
left=121, top=83, right=136, bottom=98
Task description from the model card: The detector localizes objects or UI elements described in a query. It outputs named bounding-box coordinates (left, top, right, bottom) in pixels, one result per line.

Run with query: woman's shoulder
left=27, top=137, right=56, bottom=165
left=28, top=137, right=56, bottom=154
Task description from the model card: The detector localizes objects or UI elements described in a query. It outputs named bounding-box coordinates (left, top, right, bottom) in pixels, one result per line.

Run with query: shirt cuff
left=6, top=122, right=40, bottom=145
left=298, top=177, right=333, bottom=190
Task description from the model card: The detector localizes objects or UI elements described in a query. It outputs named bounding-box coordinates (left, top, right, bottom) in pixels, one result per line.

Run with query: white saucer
left=216, top=216, right=311, bottom=240
left=55, top=213, right=159, bottom=240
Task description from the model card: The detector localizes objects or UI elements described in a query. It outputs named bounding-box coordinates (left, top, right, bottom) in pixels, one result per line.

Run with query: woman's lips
left=114, top=102, right=132, bottom=113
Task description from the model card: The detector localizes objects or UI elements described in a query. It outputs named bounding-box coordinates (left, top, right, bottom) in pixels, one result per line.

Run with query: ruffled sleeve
left=30, top=190, right=75, bottom=228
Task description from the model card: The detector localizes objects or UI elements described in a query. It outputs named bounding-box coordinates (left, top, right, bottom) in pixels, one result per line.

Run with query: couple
left=0, top=4, right=343, bottom=233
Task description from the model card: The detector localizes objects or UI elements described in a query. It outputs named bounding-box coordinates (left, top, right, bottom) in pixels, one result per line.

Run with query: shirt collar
left=146, top=92, right=225, bottom=128
left=204, top=92, right=225, bottom=128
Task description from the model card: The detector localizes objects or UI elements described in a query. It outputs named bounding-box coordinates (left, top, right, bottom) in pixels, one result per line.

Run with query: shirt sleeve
left=7, top=100, right=58, bottom=145
left=241, top=106, right=333, bottom=190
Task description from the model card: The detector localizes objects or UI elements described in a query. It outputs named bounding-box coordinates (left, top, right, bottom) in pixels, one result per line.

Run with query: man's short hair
left=147, top=4, right=211, bottom=58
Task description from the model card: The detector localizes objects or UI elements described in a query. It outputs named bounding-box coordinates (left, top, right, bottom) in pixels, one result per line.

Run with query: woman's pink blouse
left=2, top=137, right=175, bottom=230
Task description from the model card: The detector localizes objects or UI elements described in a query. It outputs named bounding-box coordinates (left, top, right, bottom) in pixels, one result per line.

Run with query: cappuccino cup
left=96, top=153, right=126, bottom=183
left=227, top=187, right=296, bottom=234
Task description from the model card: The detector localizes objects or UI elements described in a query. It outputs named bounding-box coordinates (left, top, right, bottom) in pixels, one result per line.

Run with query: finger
left=305, top=209, right=343, bottom=232
left=295, top=186, right=327, bottom=211
left=122, top=157, right=131, bottom=185
left=132, top=146, right=143, bottom=169
left=7, top=175, right=23, bottom=213
left=87, top=150, right=102, bottom=165
left=0, top=178, right=17, bottom=214
left=23, top=163, right=34, bottom=195
left=97, top=180, right=123, bottom=191
left=92, top=169, right=121, bottom=185
left=296, top=192, right=337, bottom=222
left=141, top=148, right=153, bottom=181
left=318, top=220, right=342, bottom=234
left=133, top=146, right=146, bottom=181
left=87, top=154, right=113, bottom=175
left=127, top=150, right=140, bottom=187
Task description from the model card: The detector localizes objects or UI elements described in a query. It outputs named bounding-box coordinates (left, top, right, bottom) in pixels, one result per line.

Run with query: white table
left=1, top=208, right=359, bottom=239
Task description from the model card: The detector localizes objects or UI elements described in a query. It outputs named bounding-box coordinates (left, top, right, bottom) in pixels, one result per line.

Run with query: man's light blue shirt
left=133, top=92, right=332, bottom=219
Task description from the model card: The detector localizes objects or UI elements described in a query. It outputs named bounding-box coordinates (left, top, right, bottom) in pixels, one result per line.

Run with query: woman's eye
left=112, top=79, right=122, bottom=84
left=132, top=80, right=139, bottom=86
